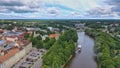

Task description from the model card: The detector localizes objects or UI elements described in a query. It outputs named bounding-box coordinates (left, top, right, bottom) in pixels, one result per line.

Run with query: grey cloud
left=0, top=0, right=45, bottom=13
left=47, top=7, right=60, bottom=15
left=8, top=9, right=36, bottom=13
left=106, top=0, right=120, bottom=12
left=0, top=0, right=24, bottom=6
left=87, top=7, right=118, bottom=18
left=86, top=0, right=120, bottom=18
left=48, top=10, right=57, bottom=14
left=106, top=0, right=120, bottom=5
left=0, top=6, right=35, bottom=13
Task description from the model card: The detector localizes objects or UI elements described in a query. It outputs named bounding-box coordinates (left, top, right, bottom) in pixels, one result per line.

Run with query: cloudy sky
left=0, top=0, right=120, bottom=19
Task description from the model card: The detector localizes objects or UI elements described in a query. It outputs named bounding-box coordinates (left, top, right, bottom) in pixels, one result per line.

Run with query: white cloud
left=0, top=0, right=119, bottom=19
left=44, top=0, right=101, bottom=11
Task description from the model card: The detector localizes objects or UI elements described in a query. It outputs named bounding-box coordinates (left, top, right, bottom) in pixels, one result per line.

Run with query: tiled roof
left=0, top=47, right=19, bottom=64
left=48, top=34, right=59, bottom=38
left=6, top=36, right=17, bottom=38
left=22, top=40, right=30, bottom=46
left=6, top=40, right=12, bottom=44
left=18, top=32, right=26, bottom=37
left=0, top=40, right=6, bottom=47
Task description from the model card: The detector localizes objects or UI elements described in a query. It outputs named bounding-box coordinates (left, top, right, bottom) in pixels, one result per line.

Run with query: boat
left=76, top=45, right=82, bottom=53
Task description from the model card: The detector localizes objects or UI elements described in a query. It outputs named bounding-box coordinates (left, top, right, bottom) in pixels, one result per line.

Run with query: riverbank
left=62, top=42, right=77, bottom=68
left=63, top=32, right=97, bottom=68
left=62, top=54, right=74, bottom=68
left=85, top=29, right=120, bottom=68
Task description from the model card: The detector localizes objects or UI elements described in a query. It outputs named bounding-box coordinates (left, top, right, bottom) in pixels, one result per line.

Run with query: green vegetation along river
left=64, top=32, right=97, bottom=68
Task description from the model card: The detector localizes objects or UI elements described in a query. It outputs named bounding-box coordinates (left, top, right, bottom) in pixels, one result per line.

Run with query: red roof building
left=0, top=47, right=19, bottom=64
left=48, top=34, right=59, bottom=40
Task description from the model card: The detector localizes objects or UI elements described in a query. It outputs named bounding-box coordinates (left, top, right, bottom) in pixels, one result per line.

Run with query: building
left=0, top=27, right=33, bottom=68
left=0, top=47, right=19, bottom=68
left=0, top=42, right=32, bottom=68
left=75, top=23, right=85, bottom=28
left=26, top=28, right=41, bottom=31
left=48, top=34, right=59, bottom=40
left=24, top=42, right=32, bottom=54
left=42, top=35, right=48, bottom=40
left=47, top=27, right=53, bottom=31
left=0, top=40, right=6, bottom=48
left=6, top=36, right=18, bottom=42
left=47, top=27, right=60, bottom=32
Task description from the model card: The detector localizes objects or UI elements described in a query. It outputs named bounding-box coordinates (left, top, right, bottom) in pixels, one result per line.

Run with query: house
left=75, top=23, right=85, bottom=28
left=42, top=35, right=48, bottom=40
left=6, top=36, right=18, bottom=42
left=0, top=40, right=6, bottom=50
left=40, top=30, right=47, bottom=33
left=47, top=27, right=60, bottom=32
left=3, top=31, right=25, bottom=37
left=0, top=34, right=4, bottom=40
left=48, top=34, right=59, bottom=40
left=47, top=27, right=53, bottom=31
left=5, top=42, right=19, bottom=50
left=26, top=28, right=41, bottom=31
left=52, top=28, right=60, bottom=32
left=3, top=31, right=25, bottom=42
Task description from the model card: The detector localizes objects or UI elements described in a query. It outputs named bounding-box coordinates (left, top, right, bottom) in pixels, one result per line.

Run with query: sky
left=0, top=0, right=120, bottom=19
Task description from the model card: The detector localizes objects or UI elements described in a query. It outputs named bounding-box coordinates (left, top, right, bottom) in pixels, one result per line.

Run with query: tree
left=44, top=37, right=50, bottom=43
left=42, top=65, right=50, bottom=68
left=42, top=30, right=78, bottom=68
left=44, top=38, right=56, bottom=49
left=24, top=33, right=30, bottom=39
left=36, top=35, right=42, bottom=40
left=100, top=60, right=115, bottom=68
left=113, top=56, right=120, bottom=68
left=36, top=40, right=44, bottom=49
left=30, top=37, right=38, bottom=45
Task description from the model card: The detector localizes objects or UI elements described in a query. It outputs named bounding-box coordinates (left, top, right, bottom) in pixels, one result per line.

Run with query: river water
left=64, top=32, right=97, bottom=68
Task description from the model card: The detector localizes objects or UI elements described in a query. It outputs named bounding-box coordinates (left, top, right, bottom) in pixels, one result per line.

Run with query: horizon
left=1, top=18, right=120, bottom=20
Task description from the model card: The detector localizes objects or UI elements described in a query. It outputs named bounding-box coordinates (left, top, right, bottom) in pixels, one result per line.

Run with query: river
left=64, top=32, right=97, bottom=68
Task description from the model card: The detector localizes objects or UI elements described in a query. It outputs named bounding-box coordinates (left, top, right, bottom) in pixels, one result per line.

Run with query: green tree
left=100, top=60, right=115, bottom=68
left=24, top=33, right=30, bottom=39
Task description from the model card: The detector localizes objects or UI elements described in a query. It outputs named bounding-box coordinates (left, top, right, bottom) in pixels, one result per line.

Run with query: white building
left=6, top=36, right=18, bottom=42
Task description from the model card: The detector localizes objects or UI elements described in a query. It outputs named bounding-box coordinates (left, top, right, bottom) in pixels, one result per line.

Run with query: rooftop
left=3, top=31, right=24, bottom=37
left=0, top=40, right=6, bottom=47
left=48, top=34, right=59, bottom=38
left=0, top=47, right=19, bottom=64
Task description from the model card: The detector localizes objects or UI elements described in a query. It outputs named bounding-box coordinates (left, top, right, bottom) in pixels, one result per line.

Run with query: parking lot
left=12, top=48, right=46, bottom=68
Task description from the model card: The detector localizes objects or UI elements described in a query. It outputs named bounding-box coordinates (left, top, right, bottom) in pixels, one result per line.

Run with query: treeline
left=85, top=29, right=120, bottom=68
left=42, top=30, right=78, bottom=68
